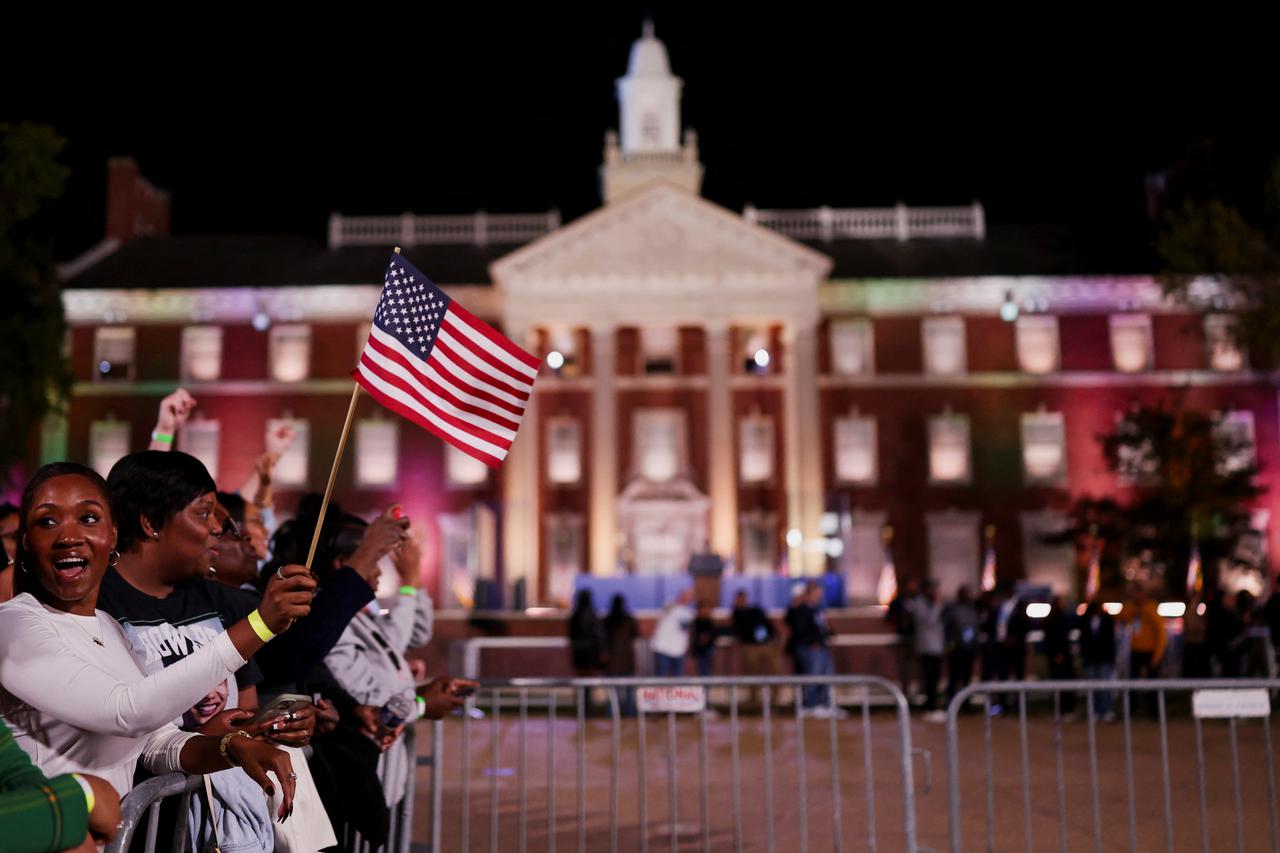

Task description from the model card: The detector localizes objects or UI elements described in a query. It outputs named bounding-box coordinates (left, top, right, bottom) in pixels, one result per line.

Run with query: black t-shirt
left=97, top=568, right=262, bottom=727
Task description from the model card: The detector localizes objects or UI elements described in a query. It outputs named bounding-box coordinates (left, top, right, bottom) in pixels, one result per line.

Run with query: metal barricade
left=426, top=675, right=922, bottom=853
left=945, top=678, right=1280, bottom=853
left=107, top=771, right=204, bottom=853
left=106, top=732, right=417, bottom=853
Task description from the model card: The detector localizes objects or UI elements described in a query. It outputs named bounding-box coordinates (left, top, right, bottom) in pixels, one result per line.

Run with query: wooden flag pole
left=302, top=245, right=401, bottom=570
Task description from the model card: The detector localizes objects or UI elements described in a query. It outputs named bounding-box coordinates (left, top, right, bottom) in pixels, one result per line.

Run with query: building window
left=1205, top=315, right=1245, bottom=371
left=269, top=324, right=312, bottom=383
left=546, top=417, right=582, bottom=485
left=446, top=444, right=489, bottom=488
left=544, top=513, right=585, bottom=606
left=178, top=419, right=221, bottom=480
left=1016, top=315, right=1059, bottom=374
left=1020, top=511, right=1075, bottom=595
left=739, top=509, right=778, bottom=576
left=94, top=327, right=136, bottom=381
left=834, top=415, right=878, bottom=485
left=928, top=412, right=971, bottom=484
left=641, top=327, right=679, bottom=374
left=1114, top=412, right=1158, bottom=486
left=923, top=317, right=966, bottom=375
left=1215, top=410, right=1257, bottom=475
left=829, top=319, right=874, bottom=376
left=641, top=112, right=661, bottom=145
left=1109, top=314, right=1153, bottom=373
left=355, top=419, right=399, bottom=488
left=89, top=419, right=130, bottom=478
left=1021, top=411, right=1067, bottom=485
left=546, top=327, right=580, bottom=376
left=925, top=511, right=981, bottom=598
left=180, top=326, right=223, bottom=382
left=268, top=418, right=309, bottom=486
left=740, top=327, right=772, bottom=375
left=738, top=415, right=774, bottom=484
left=634, top=409, right=686, bottom=483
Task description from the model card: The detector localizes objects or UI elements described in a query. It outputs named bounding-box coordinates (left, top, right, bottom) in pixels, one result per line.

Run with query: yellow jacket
left=1127, top=600, right=1167, bottom=663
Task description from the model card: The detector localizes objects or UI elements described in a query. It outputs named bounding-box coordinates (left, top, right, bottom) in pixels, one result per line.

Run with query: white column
left=783, top=320, right=825, bottom=575
left=589, top=325, right=618, bottom=574
left=705, top=321, right=737, bottom=559
left=502, top=324, right=539, bottom=602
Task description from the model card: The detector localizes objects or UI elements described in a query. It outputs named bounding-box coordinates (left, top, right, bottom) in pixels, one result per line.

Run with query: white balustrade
left=746, top=202, right=985, bottom=241
left=329, top=210, right=561, bottom=248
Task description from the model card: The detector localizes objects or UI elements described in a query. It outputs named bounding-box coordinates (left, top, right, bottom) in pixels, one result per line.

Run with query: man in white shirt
left=650, top=589, right=694, bottom=677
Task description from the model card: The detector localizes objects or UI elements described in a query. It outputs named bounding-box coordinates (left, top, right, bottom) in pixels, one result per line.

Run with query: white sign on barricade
left=1192, top=688, right=1271, bottom=718
left=637, top=685, right=707, bottom=713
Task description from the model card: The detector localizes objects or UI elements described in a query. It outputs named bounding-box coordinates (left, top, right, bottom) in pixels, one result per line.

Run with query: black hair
left=216, top=492, right=247, bottom=528
left=263, top=493, right=367, bottom=585
left=106, top=451, right=216, bottom=552
left=14, top=462, right=112, bottom=598
left=0, top=502, right=17, bottom=522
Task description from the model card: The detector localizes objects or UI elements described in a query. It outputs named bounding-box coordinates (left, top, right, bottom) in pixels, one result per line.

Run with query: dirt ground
left=409, top=699, right=1278, bottom=852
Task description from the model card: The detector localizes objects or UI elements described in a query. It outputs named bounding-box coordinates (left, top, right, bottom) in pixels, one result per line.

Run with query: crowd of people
left=567, top=580, right=850, bottom=718
left=886, top=578, right=1280, bottom=721
left=564, top=568, right=1280, bottom=727
left=0, top=390, right=475, bottom=853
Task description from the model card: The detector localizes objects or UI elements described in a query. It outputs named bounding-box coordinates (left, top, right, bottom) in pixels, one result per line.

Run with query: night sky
left=5, top=7, right=1277, bottom=261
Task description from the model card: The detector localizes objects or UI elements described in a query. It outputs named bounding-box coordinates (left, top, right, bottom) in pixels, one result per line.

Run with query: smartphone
left=247, top=693, right=313, bottom=727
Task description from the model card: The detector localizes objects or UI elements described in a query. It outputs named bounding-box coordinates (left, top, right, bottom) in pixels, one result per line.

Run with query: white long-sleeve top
left=0, top=592, right=247, bottom=797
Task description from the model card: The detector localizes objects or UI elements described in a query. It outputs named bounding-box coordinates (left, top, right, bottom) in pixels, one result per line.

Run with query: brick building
left=47, top=24, right=1275, bottom=608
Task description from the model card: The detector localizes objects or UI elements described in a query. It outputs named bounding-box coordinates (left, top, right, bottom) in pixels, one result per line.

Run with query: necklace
left=69, top=611, right=106, bottom=647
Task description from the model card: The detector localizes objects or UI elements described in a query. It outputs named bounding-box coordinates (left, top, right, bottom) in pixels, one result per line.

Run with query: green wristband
left=399, top=585, right=417, bottom=596
left=151, top=430, right=175, bottom=445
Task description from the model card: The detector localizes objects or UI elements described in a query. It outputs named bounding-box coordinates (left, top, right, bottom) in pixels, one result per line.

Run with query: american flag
left=980, top=540, right=997, bottom=593
left=353, top=253, right=540, bottom=467
left=876, top=532, right=898, bottom=606
left=1084, top=534, right=1102, bottom=601
left=1185, top=538, right=1202, bottom=598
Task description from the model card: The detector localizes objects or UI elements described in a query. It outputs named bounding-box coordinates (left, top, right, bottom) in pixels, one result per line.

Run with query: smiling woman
left=0, top=461, right=316, bottom=820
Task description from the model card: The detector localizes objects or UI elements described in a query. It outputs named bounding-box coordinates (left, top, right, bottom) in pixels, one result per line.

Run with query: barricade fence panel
left=426, top=676, right=921, bottom=853
left=945, top=679, right=1280, bottom=853
left=105, top=735, right=415, bottom=853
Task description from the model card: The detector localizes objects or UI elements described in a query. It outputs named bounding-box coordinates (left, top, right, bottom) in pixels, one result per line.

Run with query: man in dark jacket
left=732, top=591, right=778, bottom=709
left=944, top=586, right=980, bottom=705
left=1079, top=599, right=1117, bottom=720
left=1041, top=595, right=1077, bottom=716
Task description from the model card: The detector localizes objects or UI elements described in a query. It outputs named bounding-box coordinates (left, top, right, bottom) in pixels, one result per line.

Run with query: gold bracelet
left=219, top=730, right=251, bottom=767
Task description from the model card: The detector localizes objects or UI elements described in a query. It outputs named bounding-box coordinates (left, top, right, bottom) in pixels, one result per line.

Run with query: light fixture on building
left=546, top=350, right=565, bottom=371
left=819, top=512, right=839, bottom=536
left=785, top=528, right=803, bottom=549
left=1102, top=602, right=1123, bottom=616
left=1025, top=602, right=1051, bottom=618
left=999, top=290, right=1019, bottom=323
left=824, top=538, right=844, bottom=558
left=98, top=360, right=112, bottom=375
left=1157, top=602, right=1187, bottom=618
left=753, top=348, right=771, bottom=369
left=252, top=309, right=272, bottom=332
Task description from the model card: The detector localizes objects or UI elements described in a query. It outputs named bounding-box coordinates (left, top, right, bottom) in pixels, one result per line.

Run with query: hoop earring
left=107, top=550, right=121, bottom=568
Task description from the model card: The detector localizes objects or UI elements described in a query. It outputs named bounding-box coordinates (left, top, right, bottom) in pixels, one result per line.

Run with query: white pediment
left=490, top=182, right=832, bottom=285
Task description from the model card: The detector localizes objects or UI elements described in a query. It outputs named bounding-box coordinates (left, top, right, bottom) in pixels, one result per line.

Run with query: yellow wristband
left=71, top=773, right=95, bottom=813
left=247, top=609, right=276, bottom=642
